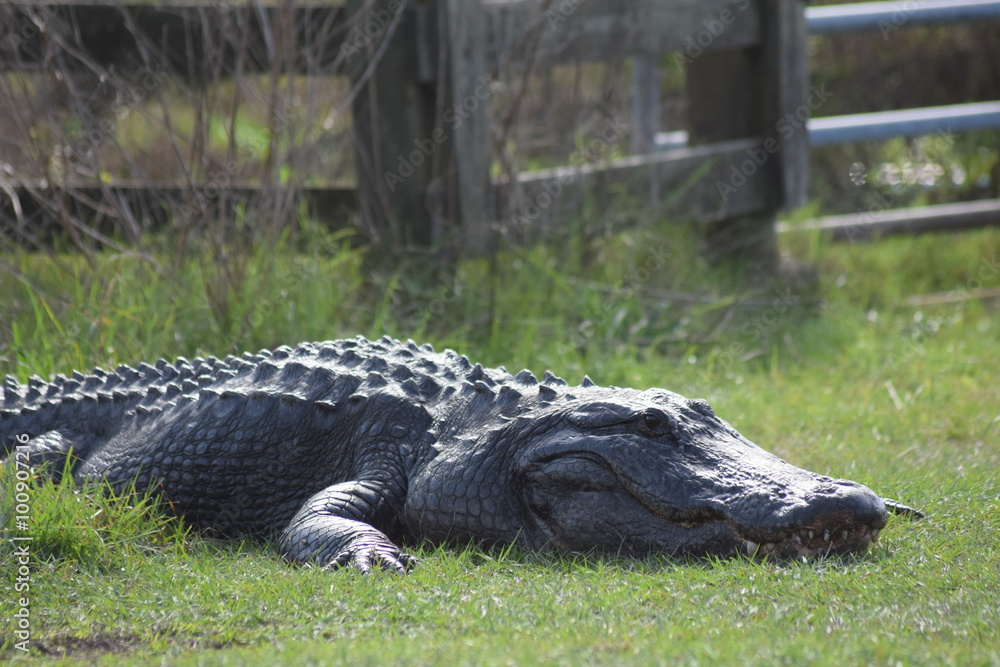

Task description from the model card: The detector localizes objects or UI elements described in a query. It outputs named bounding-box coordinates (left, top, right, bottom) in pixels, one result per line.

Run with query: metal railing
left=806, top=0, right=1000, bottom=35
left=642, top=0, right=1000, bottom=152
left=804, top=0, right=1000, bottom=147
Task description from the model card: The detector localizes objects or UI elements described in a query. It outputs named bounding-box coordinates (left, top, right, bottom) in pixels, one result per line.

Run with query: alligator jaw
left=739, top=523, right=882, bottom=559
left=658, top=510, right=885, bottom=559
left=724, top=489, right=891, bottom=559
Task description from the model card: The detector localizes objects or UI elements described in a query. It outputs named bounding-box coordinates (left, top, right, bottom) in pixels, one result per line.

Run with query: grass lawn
left=2, top=225, right=999, bottom=665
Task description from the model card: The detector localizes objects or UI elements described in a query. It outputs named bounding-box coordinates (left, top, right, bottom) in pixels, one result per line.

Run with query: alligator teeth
left=742, top=524, right=879, bottom=560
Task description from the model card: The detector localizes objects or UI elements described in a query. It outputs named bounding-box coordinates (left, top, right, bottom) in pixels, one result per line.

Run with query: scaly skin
left=1, top=336, right=921, bottom=572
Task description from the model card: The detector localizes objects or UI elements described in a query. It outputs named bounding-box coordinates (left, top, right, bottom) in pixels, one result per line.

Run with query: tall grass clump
left=1, top=460, right=189, bottom=569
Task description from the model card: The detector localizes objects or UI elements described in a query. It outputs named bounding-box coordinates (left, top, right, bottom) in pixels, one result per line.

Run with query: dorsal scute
left=278, top=361, right=309, bottom=383
left=542, top=370, right=568, bottom=387
left=361, top=356, right=389, bottom=374
left=468, top=363, right=486, bottom=382
left=538, top=385, right=558, bottom=402
left=5, top=335, right=604, bottom=425
left=363, top=372, right=389, bottom=390
left=513, top=369, right=538, bottom=386
left=391, top=365, right=415, bottom=382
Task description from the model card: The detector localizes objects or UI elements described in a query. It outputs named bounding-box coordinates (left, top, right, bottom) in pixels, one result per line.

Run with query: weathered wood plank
left=0, top=2, right=348, bottom=74
left=760, top=0, right=809, bottom=211
left=687, top=0, right=809, bottom=210
left=442, top=0, right=492, bottom=255
left=345, top=0, right=442, bottom=249
left=501, top=139, right=770, bottom=237
left=1, top=0, right=762, bottom=74
left=0, top=181, right=357, bottom=243
left=484, top=0, right=761, bottom=69
left=776, top=198, right=1000, bottom=241
left=684, top=0, right=808, bottom=267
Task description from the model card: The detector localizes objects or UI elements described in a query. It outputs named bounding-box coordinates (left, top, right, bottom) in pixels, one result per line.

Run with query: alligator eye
left=638, top=411, right=671, bottom=436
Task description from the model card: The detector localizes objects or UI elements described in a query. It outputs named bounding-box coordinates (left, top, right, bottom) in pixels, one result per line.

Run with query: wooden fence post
left=686, top=0, right=809, bottom=269
left=438, top=0, right=492, bottom=255
left=761, top=0, right=810, bottom=212
left=631, top=54, right=661, bottom=156
left=346, top=0, right=439, bottom=251
left=346, top=0, right=491, bottom=256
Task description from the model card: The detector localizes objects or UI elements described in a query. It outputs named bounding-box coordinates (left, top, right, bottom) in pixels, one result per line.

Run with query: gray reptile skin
left=1, top=336, right=920, bottom=572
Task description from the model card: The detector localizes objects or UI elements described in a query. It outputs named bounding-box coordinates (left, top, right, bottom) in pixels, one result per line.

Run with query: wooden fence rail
left=0, top=0, right=809, bottom=264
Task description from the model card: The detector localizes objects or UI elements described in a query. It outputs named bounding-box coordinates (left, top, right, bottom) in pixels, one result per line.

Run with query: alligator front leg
left=278, top=479, right=416, bottom=574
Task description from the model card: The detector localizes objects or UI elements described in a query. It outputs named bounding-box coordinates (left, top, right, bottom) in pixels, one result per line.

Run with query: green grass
left=1, top=224, right=999, bottom=664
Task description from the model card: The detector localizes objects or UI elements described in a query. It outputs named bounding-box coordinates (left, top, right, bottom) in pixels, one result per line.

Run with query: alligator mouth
left=670, top=509, right=885, bottom=558
left=737, top=523, right=882, bottom=558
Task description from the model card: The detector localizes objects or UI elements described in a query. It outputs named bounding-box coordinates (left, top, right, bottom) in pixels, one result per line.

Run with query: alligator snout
left=733, top=478, right=889, bottom=558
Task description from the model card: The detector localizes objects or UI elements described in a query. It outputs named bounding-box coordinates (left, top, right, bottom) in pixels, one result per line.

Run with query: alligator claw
left=883, top=497, right=924, bottom=520
left=325, top=543, right=417, bottom=575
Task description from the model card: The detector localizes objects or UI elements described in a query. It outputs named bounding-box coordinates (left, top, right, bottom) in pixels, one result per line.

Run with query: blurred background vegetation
left=0, top=0, right=998, bottom=375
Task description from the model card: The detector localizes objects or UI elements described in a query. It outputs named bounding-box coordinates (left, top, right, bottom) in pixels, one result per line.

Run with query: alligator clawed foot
left=324, top=543, right=418, bottom=575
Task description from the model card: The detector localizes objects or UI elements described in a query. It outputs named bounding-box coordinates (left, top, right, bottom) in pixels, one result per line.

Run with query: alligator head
left=407, top=388, right=910, bottom=559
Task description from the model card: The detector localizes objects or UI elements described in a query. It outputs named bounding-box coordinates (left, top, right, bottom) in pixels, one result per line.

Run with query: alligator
left=1, top=336, right=921, bottom=572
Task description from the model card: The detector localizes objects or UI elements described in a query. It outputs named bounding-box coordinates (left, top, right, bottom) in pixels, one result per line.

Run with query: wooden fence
left=0, top=0, right=826, bottom=262
left=634, top=0, right=1000, bottom=240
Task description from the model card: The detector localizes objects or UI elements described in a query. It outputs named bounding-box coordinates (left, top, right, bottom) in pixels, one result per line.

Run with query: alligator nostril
left=687, top=398, right=715, bottom=418
left=827, top=481, right=888, bottom=527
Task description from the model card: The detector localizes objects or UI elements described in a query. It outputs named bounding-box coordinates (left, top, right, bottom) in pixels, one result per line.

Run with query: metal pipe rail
left=806, top=0, right=1000, bottom=35
left=640, top=1, right=1000, bottom=153
left=808, top=101, right=1000, bottom=146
